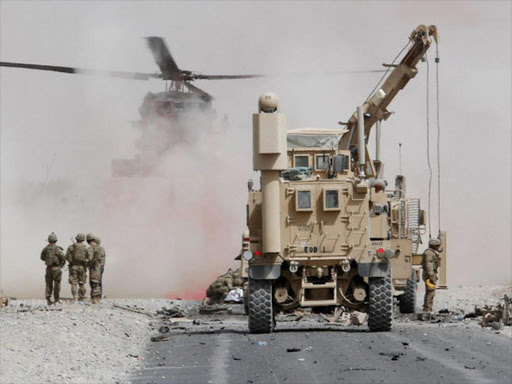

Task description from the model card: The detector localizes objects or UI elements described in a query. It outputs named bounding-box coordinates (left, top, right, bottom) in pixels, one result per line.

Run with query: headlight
left=242, top=250, right=254, bottom=261
left=383, top=248, right=395, bottom=259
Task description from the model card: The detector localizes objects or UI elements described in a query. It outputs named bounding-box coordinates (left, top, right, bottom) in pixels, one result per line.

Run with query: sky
left=0, top=1, right=511, bottom=298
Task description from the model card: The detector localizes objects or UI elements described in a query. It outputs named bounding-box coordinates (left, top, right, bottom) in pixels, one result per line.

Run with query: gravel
left=420, top=285, right=512, bottom=314
left=1, top=286, right=510, bottom=384
left=0, top=299, right=173, bottom=384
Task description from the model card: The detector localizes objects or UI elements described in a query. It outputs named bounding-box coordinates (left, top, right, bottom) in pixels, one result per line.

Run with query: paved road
left=132, top=312, right=512, bottom=384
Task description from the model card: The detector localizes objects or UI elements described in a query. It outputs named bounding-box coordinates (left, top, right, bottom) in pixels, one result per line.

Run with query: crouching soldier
left=422, top=238, right=443, bottom=314
left=206, top=269, right=234, bottom=305
left=66, top=233, right=89, bottom=302
left=87, top=235, right=105, bottom=304
left=40, top=233, right=66, bottom=305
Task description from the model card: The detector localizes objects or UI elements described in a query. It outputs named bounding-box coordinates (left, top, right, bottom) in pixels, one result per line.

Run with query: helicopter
left=0, top=37, right=265, bottom=177
left=1, top=37, right=386, bottom=177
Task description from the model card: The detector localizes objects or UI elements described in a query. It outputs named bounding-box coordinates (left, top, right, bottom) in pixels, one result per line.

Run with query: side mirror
left=333, top=155, right=347, bottom=173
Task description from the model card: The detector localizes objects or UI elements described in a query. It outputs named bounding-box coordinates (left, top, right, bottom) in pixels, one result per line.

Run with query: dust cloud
left=1, top=1, right=510, bottom=299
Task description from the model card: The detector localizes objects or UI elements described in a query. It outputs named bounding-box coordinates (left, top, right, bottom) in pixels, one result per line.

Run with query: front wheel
left=368, top=270, right=393, bottom=332
left=248, top=278, right=275, bottom=333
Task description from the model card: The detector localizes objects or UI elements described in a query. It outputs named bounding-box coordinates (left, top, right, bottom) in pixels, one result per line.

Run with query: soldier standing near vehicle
left=66, top=233, right=89, bottom=302
left=87, top=235, right=105, bottom=304
left=422, top=238, right=443, bottom=313
left=40, top=233, right=66, bottom=305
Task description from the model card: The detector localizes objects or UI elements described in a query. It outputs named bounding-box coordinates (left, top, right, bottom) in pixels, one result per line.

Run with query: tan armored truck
left=239, top=25, right=440, bottom=333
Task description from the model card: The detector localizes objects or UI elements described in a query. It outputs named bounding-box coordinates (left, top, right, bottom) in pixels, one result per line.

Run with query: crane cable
left=364, top=39, right=412, bottom=103
left=425, top=52, right=433, bottom=239
left=435, top=42, right=442, bottom=238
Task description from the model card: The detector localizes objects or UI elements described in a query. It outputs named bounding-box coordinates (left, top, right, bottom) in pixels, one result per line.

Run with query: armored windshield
left=287, top=128, right=348, bottom=149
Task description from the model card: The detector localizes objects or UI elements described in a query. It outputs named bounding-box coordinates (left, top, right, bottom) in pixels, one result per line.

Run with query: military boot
left=46, top=298, right=52, bottom=306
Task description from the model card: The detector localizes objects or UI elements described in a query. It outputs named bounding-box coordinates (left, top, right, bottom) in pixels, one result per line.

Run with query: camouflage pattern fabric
left=40, top=244, right=65, bottom=302
left=69, top=265, right=87, bottom=300
left=45, top=267, right=63, bottom=302
left=66, top=243, right=90, bottom=266
left=206, top=268, right=245, bottom=305
left=88, top=242, right=105, bottom=300
left=422, top=247, right=440, bottom=312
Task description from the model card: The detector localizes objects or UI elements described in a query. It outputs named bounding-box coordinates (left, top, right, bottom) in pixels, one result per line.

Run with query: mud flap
left=358, top=262, right=390, bottom=277
left=249, top=265, right=281, bottom=280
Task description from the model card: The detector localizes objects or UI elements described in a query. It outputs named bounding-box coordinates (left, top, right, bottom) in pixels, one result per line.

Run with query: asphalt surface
left=131, top=308, right=512, bottom=384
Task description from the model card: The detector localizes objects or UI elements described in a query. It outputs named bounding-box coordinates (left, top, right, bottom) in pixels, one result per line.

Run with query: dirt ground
left=0, top=286, right=510, bottom=384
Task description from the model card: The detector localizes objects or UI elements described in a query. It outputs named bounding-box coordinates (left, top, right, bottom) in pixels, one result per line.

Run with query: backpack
left=73, top=244, right=88, bottom=263
left=44, top=246, right=59, bottom=266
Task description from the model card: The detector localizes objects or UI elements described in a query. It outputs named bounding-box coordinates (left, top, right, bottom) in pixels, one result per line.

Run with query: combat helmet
left=428, top=238, right=442, bottom=247
left=47, top=232, right=58, bottom=242
left=95, top=236, right=101, bottom=245
left=76, top=233, right=86, bottom=242
left=86, top=233, right=95, bottom=242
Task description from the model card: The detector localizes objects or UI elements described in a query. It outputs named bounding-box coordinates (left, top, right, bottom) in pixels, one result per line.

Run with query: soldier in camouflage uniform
left=87, top=234, right=106, bottom=304
left=421, top=238, right=443, bottom=313
left=40, top=233, right=66, bottom=305
left=95, top=236, right=106, bottom=297
left=66, top=233, right=89, bottom=302
left=206, top=269, right=234, bottom=305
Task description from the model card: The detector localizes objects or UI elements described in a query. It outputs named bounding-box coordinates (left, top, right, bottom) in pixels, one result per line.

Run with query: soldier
left=86, top=233, right=95, bottom=291
left=422, top=238, right=443, bottom=313
left=66, top=233, right=89, bottom=302
left=206, top=270, right=234, bottom=305
left=40, top=233, right=66, bottom=305
left=87, top=235, right=105, bottom=304
left=95, top=236, right=106, bottom=297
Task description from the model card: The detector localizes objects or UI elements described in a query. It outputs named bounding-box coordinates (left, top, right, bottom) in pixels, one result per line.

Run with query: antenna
left=399, top=143, right=402, bottom=175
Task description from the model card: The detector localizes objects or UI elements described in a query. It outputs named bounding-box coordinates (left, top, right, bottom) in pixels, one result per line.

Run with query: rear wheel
left=368, top=270, right=393, bottom=332
left=248, top=278, right=274, bottom=333
left=399, top=270, right=417, bottom=314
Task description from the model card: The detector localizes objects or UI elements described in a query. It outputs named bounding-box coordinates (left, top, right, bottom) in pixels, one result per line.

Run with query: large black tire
left=248, top=278, right=274, bottom=333
left=368, top=270, right=393, bottom=332
left=399, top=271, right=417, bottom=314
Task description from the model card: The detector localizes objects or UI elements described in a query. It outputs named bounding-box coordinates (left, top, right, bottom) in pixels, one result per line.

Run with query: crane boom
left=339, top=24, right=438, bottom=149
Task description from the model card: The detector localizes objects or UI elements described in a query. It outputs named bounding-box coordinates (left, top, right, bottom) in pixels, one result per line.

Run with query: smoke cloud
left=1, top=1, right=510, bottom=299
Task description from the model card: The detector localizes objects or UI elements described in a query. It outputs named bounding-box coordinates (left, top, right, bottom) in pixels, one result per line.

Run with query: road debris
left=156, top=305, right=187, bottom=318
left=1, top=294, right=11, bottom=307
left=151, top=335, right=171, bottom=342
left=113, top=304, right=156, bottom=318
left=199, top=305, right=232, bottom=315
left=350, top=311, right=368, bottom=326
left=225, top=288, right=244, bottom=303
left=287, top=347, right=301, bottom=353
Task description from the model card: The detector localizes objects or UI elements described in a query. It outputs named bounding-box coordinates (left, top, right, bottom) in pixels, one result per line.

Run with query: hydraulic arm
left=340, top=24, right=438, bottom=150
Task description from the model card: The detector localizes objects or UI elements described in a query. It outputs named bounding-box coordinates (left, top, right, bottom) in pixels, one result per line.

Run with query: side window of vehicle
left=296, top=190, right=313, bottom=211
left=315, top=154, right=329, bottom=171
left=323, top=189, right=341, bottom=211
left=294, top=155, right=310, bottom=168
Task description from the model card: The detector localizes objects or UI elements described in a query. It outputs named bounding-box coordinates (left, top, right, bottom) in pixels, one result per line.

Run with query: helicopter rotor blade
left=0, top=61, right=158, bottom=80
left=191, top=69, right=386, bottom=81
left=145, top=36, right=180, bottom=79
left=192, top=74, right=266, bottom=80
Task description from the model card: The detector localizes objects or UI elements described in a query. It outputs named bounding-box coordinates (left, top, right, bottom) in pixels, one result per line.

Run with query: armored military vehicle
left=240, top=25, right=440, bottom=333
